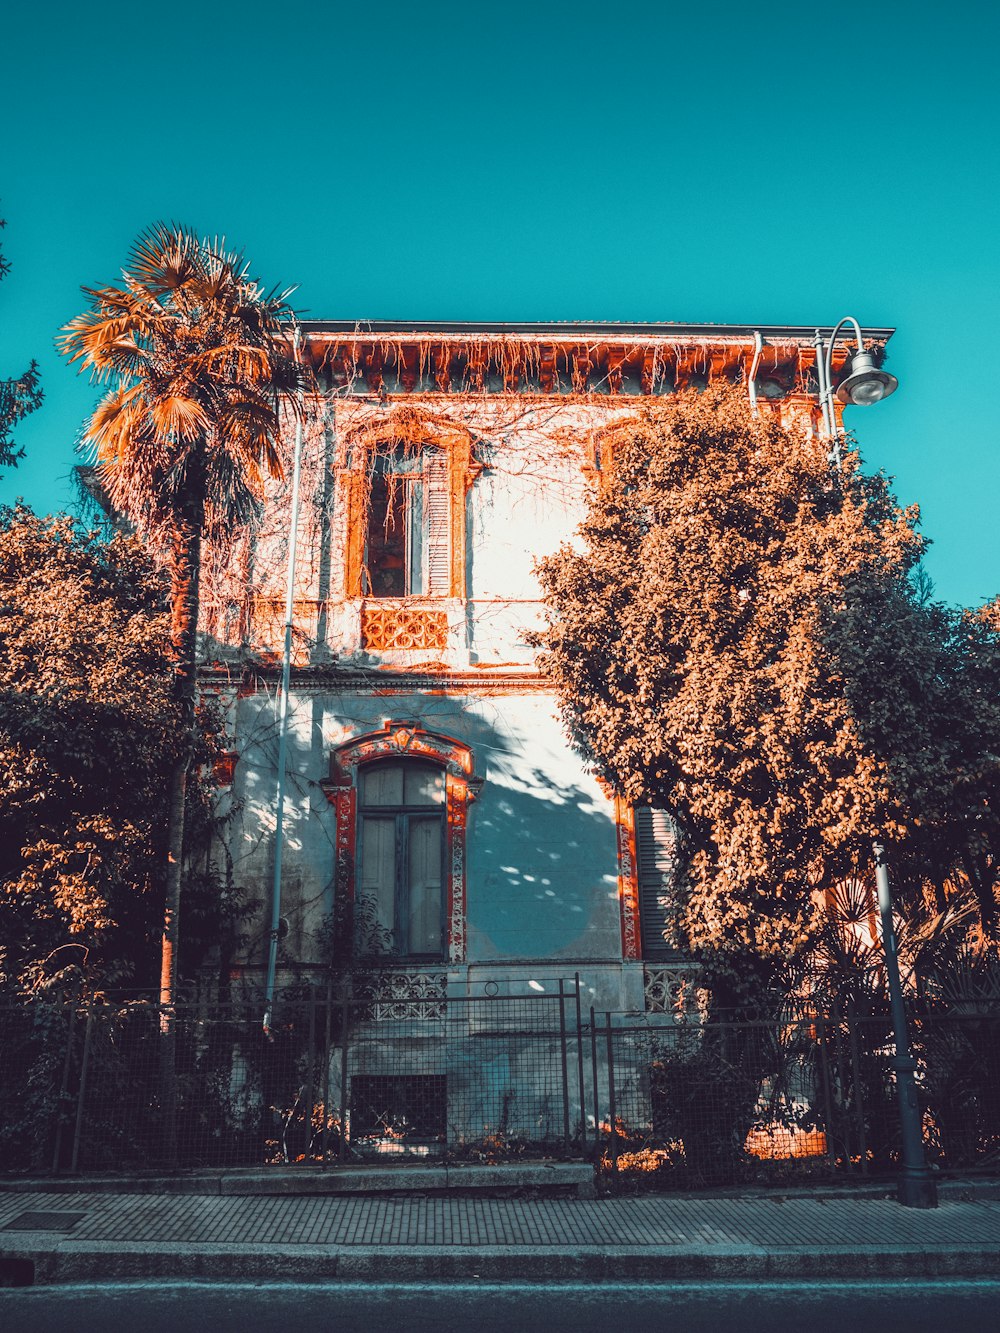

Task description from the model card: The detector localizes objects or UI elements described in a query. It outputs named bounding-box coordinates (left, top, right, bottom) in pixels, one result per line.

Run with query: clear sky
left=1, top=1, right=996, bottom=608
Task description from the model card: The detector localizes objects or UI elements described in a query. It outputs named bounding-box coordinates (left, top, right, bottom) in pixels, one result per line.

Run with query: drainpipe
left=263, top=324, right=305, bottom=1034
left=748, top=331, right=763, bottom=416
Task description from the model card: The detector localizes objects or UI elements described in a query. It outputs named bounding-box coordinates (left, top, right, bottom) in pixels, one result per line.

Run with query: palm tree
left=61, top=224, right=302, bottom=1157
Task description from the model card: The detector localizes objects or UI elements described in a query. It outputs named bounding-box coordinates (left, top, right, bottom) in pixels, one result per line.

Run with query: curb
left=4, top=1241, right=1000, bottom=1286
left=0, top=1161, right=597, bottom=1199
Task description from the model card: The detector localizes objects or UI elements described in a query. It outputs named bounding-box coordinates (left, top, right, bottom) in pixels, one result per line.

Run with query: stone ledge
left=0, top=1161, right=597, bottom=1200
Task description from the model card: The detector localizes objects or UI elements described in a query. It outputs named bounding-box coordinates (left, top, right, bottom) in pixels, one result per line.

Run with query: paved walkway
left=3, top=1187, right=1000, bottom=1285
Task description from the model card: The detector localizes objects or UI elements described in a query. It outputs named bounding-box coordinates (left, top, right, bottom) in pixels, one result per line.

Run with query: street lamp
left=813, top=320, right=936, bottom=1208
left=874, top=844, right=938, bottom=1208
left=814, top=317, right=897, bottom=465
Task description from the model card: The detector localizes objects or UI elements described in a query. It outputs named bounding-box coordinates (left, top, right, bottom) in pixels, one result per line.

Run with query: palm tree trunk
left=159, top=509, right=202, bottom=1168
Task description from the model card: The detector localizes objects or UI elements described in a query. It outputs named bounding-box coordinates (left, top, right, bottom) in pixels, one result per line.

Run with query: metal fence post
left=321, top=976, right=332, bottom=1166
left=846, top=999, right=870, bottom=1176
left=590, top=1004, right=600, bottom=1165
left=51, top=1005, right=77, bottom=1175
left=574, top=972, right=586, bottom=1155
left=604, top=1012, right=618, bottom=1182
left=815, top=1010, right=838, bottom=1176
left=558, top=979, right=571, bottom=1156
left=70, top=1004, right=94, bottom=1175
left=338, top=998, right=349, bottom=1164
left=304, top=989, right=316, bottom=1161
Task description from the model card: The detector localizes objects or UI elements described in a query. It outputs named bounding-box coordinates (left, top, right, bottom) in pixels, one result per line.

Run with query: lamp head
left=835, top=349, right=898, bottom=406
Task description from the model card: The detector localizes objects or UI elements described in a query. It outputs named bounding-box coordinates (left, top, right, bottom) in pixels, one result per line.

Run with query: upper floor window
left=364, top=448, right=449, bottom=598
left=341, top=411, right=482, bottom=607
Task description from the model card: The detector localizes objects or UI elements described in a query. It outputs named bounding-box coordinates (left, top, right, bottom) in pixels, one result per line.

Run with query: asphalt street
left=2, top=1279, right=1000, bottom=1333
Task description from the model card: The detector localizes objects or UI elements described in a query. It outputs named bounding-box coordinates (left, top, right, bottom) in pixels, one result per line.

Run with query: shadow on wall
left=230, top=698, right=621, bottom=969
left=453, top=714, right=619, bottom=962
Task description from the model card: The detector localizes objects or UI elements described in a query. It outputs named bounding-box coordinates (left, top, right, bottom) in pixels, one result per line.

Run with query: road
left=1, top=1279, right=999, bottom=1332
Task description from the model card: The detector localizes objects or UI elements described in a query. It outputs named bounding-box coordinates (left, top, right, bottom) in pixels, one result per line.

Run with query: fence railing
left=591, top=1002, right=1000, bottom=1188
left=2, top=983, right=999, bottom=1187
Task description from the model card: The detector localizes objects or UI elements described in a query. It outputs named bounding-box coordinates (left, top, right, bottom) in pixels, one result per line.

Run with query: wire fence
left=592, top=1002, right=1000, bottom=1189
left=1, top=982, right=998, bottom=1188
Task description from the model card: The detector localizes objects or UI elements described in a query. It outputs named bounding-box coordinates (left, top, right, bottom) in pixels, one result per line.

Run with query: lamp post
left=874, top=844, right=938, bottom=1208
left=813, top=316, right=897, bottom=466
left=813, top=318, right=935, bottom=1207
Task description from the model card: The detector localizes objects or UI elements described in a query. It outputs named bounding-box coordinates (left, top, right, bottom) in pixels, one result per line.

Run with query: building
left=195, top=321, right=893, bottom=1153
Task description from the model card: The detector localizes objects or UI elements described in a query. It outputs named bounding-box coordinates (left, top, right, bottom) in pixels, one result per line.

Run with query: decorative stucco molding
left=612, top=794, right=643, bottom=962
left=320, top=721, right=483, bottom=965
left=360, top=603, right=449, bottom=651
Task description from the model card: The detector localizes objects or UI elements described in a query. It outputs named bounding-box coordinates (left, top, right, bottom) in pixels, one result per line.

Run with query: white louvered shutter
left=634, top=807, right=682, bottom=959
left=423, top=450, right=451, bottom=596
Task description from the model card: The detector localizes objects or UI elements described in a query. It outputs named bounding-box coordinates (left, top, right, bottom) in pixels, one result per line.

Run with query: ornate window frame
left=611, top=795, right=684, bottom=962
left=613, top=796, right=643, bottom=961
left=320, top=721, right=483, bottom=964
left=341, top=410, right=482, bottom=601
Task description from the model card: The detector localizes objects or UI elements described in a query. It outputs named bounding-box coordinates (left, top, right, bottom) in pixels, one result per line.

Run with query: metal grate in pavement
left=1, top=1210, right=87, bottom=1231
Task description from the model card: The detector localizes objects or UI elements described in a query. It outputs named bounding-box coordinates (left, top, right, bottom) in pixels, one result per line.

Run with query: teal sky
left=1, top=1, right=997, bottom=607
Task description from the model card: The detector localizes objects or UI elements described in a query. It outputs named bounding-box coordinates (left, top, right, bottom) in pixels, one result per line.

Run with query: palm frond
left=62, top=222, right=299, bottom=541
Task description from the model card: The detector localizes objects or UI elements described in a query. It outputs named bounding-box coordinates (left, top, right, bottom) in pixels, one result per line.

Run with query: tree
left=534, top=386, right=1000, bottom=998
left=0, top=215, right=43, bottom=470
left=828, top=581, right=1000, bottom=941
left=0, top=508, right=187, bottom=994
left=59, top=225, right=302, bottom=1025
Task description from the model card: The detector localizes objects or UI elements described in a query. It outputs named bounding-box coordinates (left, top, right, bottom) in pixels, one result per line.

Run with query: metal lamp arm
left=822, top=316, right=865, bottom=400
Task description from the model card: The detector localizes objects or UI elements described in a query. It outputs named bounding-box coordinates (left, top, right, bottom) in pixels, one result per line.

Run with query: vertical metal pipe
left=816, top=317, right=865, bottom=467
left=813, top=329, right=837, bottom=457
left=748, top=331, right=763, bottom=417
left=263, top=325, right=305, bottom=1034
left=874, top=841, right=937, bottom=1207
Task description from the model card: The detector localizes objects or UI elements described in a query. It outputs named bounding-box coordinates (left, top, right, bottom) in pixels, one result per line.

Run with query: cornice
left=294, top=322, right=894, bottom=398
left=201, top=663, right=552, bottom=696
left=300, top=320, right=895, bottom=343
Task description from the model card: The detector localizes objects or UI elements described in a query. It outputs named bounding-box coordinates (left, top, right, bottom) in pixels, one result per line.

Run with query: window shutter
left=635, top=806, right=681, bottom=960
left=424, top=450, right=451, bottom=596
left=358, top=816, right=397, bottom=955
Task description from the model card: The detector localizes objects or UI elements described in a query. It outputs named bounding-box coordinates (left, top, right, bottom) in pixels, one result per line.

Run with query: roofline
left=298, top=319, right=895, bottom=343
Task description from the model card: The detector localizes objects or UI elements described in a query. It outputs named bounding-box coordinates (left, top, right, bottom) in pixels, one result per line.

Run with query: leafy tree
left=59, top=225, right=302, bottom=1015
left=535, top=386, right=1000, bottom=998
left=0, top=508, right=188, bottom=994
left=0, top=215, right=43, bottom=470
left=827, top=581, right=1000, bottom=939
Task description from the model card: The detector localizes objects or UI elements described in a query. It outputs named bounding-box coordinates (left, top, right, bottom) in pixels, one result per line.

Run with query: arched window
left=321, top=723, right=482, bottom=964
left=356, top=758, right=446, bottom=959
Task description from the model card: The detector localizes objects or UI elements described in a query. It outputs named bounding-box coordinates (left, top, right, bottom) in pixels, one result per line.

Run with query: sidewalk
left=3, top=1177, right=1000, bottom=1285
